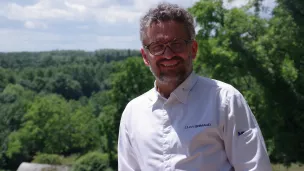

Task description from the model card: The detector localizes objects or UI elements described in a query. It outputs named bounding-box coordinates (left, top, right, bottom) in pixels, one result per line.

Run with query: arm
left=222, top=93, right=272, bottom=171
left=118, top=106, right=141, bottom=171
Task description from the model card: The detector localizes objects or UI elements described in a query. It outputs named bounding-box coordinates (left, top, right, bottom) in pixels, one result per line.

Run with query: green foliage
left=0, top=67, right=16, bottom=92
left=60, top=154, right=80, bottom=165
left=46, top=73, right=83, bottom=99
left=95, top=57, right=154, bottom=169
left=111, top=57, right=153, bottom=133
left=110, top=57, right=154, bottom=111
left=6, top=94, right=101, bottom=162
left=190, top=0, right=304, bottom=165
left=0, top=1, right=303, bottom=169
left=71, top=151, right=109, bottom=171
left=0, top=49, right=141, bottom=170
left=32, top=153, right=64, bottom=165
left=0, top=84, right=35, bottom=169
left=0, top=49, right=140, bottom=68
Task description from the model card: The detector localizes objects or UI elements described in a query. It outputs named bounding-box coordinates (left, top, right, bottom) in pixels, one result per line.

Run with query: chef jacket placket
left=162, top=100, right=173, bottom=171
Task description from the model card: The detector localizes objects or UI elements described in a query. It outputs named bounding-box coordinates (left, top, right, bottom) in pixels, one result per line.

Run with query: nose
left=163, top=46, right=175, bottom=59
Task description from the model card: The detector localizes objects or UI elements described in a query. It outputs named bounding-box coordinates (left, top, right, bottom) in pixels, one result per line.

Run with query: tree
left=0, top=84, right=35, bottom=170
left=0, top=68, right=16, bottom=92
left=189, top=0, right=304, bottom=165
left=100, top=57, right=154, bottom=169
left=109, top=57, right=154, bottom=137
left=46, top=73, right=83, bottom=100
left=6, top=94, right=101, bottom=164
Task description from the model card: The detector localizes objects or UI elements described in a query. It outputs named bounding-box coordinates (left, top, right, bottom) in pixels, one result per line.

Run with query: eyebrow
left=152, top=38, right=178, bottom=44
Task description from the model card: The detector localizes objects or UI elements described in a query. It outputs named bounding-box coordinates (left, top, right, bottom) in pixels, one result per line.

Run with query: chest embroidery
left=184, top=123, right=211, bottom=129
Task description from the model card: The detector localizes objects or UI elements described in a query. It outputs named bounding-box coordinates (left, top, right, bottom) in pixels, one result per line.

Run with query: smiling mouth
left=161, top=63, right=178, bottom=67
left=160, top=61, right=180, bottom=68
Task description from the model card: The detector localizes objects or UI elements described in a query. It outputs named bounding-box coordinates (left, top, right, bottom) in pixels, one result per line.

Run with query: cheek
left=186, top=47, right=193, bottom=57
left=145, top=57, right=157, bottom=69
left=179, top=53, right=191, bottom=61
left=150, top=61, right=159, bottom=68
left=148, top=56, right=160, bottom=65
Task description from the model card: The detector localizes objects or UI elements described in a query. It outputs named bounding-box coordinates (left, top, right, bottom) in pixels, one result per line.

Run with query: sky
left=0, top=0, right=276, bottom=52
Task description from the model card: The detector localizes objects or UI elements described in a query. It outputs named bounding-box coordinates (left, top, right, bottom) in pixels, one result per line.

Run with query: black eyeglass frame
left=143, top=38, right=193, bottom=56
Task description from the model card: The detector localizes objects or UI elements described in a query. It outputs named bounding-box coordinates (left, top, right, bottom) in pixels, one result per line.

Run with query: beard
left=149, top=55, right=193, bottom=86
left=149, top=66, right=185, bottom=85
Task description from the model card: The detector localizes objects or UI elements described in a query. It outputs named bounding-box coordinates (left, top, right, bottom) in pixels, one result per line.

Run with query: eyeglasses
left=144, top=39, right=192, bottom=56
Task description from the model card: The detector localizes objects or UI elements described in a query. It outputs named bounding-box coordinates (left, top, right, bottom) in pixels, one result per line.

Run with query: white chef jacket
left=118, top=71, right=272, bottom=171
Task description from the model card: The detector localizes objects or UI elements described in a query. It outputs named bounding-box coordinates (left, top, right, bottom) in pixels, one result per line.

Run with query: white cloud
left=24, top=21, right=48, bottom=29
left=0, top=0, right=277, bottom=52
left=93, top=5, right=141, bottom=24
left=97, top=35, right=137, bottom=42
left=65, top=0, right=111, bottom=8
left=1, top=0, right=141, bottom=24
left=5, top=1, right=74, bottom=21
left=0, top=28, right=61, bottom=52
left=2, top=0, right=276, bottom=24
left=96, top=35, right=141, bottom=49
left=64, top=1, right=87, bottom=12
left=76, top=25, right=90, bottom=29
left=133, top=0, right=158, bottom=12
left=0, top=28, right=141, bottom=52
left=0, top=0, right=201, bottom=25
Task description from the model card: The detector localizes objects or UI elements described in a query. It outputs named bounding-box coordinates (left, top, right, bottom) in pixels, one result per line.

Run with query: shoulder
left=192, top=75, right=248, bottom=111
left=195, top=76, right=252, bottom=120
left=128, top=88, right=154, bottom=108
left=195, top=75, right=242, bottom=98
left=120, top=88, right=153, bottom=122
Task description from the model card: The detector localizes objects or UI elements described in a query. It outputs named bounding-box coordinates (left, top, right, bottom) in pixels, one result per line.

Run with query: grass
left=272, top=164, right=304, bottom=171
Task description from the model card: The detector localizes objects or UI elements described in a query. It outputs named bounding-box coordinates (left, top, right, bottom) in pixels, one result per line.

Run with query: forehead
left=144, top=21, right=188, bottom=44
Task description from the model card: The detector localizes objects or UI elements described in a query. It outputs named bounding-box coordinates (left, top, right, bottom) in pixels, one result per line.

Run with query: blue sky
left=0, top=0, right=275, bottom=52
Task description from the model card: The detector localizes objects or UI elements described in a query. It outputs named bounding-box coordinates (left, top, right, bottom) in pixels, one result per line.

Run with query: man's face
left=141, top=21, right=198, bottom=85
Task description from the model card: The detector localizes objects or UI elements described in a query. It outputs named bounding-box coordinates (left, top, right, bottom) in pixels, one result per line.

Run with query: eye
left=170, top=41, right=184, bottom=49
left=150, top=44, right=164, bottom=52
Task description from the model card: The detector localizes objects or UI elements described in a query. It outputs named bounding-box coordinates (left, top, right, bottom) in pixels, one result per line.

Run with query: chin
left=157, top=75, right=185, bottom=85
left=150, top=67, right=188, bottom=85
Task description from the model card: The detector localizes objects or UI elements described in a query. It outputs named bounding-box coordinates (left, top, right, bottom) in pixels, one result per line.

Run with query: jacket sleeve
left=222, top=93, right=272, bottom=171
left=118, top=105, right=141, bottom=171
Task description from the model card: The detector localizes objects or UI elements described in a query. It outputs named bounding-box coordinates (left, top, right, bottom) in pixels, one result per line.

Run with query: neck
left=155, top=71, right=193, bottom=99
left=156, top=80, right=179, bottom=99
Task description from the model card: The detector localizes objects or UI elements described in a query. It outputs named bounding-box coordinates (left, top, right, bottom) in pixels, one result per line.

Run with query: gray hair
left=139, top=2, right=196, bottom=44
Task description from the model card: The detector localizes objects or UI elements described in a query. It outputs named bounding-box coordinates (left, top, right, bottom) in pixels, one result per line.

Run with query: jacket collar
left=148, top=71, right=198, bottom=105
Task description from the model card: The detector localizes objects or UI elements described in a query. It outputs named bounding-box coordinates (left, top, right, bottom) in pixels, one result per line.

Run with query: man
left=118, top=2, right=272, bottom=171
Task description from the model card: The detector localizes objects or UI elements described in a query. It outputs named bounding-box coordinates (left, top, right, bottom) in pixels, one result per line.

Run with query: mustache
left=156, top=56, right=184, bottom=64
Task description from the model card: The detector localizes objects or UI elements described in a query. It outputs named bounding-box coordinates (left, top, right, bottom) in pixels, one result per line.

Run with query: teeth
left=162, top=62, right=178, bottom=67
left=164, top=64, right=176, bottom=66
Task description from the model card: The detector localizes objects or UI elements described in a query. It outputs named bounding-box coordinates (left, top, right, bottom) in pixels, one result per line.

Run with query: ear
left=190, top=40, right=198, bottom=60
left=141, top=48, right=150, bottom=66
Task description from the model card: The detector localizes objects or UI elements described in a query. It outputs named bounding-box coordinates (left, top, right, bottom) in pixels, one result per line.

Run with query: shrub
left=72, top=151, right=109, bottom=171
left=32, top=153, right=64, bottom=165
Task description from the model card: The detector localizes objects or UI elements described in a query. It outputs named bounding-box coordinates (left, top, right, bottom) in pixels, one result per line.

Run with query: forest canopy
left=0, top=0, right=303, bottom=170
